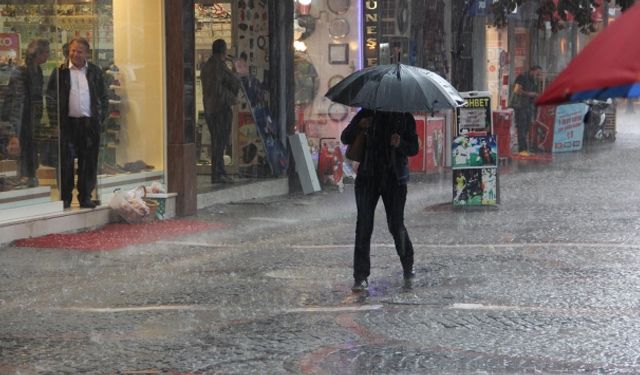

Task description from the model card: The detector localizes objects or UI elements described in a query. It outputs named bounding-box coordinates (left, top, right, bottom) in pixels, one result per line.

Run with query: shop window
left=195, top=0, right=281, bottom=186
left=293, top=0, right=360, bottom=188
left=0, top=0, right=165, bottom=218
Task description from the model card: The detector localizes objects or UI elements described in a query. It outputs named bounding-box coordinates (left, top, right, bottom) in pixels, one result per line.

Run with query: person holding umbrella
left=341, top=108, right=419, bottom=292
left=327, top=61, right=464, bottom=292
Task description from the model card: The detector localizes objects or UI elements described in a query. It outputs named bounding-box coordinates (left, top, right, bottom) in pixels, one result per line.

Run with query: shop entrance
left=195, top=0, right=280, bottom=184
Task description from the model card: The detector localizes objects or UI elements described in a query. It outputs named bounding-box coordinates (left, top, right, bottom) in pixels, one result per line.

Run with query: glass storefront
left=194, top=0, right=281, bottom=184
left=0, top=0, right=165, bottom=215
left=292, top=0, right=361, bottom=187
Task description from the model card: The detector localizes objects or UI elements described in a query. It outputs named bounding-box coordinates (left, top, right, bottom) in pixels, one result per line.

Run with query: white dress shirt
left=68, top=61, right=92, bottom=118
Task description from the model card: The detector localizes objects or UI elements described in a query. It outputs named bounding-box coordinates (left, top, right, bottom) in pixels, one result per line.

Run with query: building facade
left=1, top=0, right=611, bottom=240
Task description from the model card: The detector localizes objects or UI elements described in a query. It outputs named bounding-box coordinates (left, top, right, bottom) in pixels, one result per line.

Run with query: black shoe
left=79, top=200, right=96, bottom=209
left=403, top=268, right=416, bottom=281
left=351, top=279, right=368, bottom=292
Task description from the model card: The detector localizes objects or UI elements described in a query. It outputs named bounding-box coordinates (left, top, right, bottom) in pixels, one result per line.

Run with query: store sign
left=456, top=91, right=492, bottom=135
left=363, top=0, right=379, bottom=67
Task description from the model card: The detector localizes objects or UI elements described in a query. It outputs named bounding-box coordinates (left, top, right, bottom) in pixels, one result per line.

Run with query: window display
left=195, top=1, right=286, bottom=181
left=293, top=0, right=360, bottom=189
left=0, top=0, right=165, bottom=217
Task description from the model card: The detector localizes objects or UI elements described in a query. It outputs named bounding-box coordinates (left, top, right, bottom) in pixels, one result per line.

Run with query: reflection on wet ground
left=1, top=109, right=640, bottom=374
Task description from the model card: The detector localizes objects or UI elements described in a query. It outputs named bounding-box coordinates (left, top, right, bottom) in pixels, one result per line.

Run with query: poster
left=531, top=105, right=556, bottom=152
left=425, top=117, right=445, bottom=171
left=453, top=168, right=497, bottom=206
left=0, top=33, right=19, bottom=63
left=237, top=111, right=263, bottom=167
left=451, top=135, right=497, bottom=168
left=552, top=103, right=587, bottom=153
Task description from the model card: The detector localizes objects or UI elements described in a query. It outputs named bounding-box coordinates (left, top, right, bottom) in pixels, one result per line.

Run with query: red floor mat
left=14, top=220, right=226, bottom=251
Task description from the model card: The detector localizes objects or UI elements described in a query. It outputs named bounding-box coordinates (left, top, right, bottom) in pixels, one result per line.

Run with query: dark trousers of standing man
left=60, top=117, right=100, bottom=205
left=515, top=105, right=533, bottom=152
left=19, top=116, right=38, bottom=181
left=205, top=108, right=232, bottom=181
left=353, top=172, right=414, bottom=281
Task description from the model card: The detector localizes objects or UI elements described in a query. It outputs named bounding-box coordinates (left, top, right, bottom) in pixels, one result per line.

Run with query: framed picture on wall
left=328, top=43, right=349, bottom=64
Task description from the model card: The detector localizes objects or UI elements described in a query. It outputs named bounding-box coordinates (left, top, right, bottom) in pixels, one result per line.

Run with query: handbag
left=345, top=129, right=366, bottom=162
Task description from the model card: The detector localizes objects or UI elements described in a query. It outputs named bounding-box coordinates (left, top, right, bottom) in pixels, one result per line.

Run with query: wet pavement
left=1, top=111, right=640, bottom=374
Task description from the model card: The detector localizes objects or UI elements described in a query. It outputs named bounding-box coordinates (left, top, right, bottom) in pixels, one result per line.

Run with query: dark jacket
left=201, top=56, right=241, bottom=113
left=341, top=109, right=419, bottom=184
left=46, top=61, right=109, bottom=128
left=2, top=63, right=43, bottom=137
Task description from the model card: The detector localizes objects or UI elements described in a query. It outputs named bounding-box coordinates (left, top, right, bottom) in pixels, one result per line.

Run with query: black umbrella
left=325, top=63, right=465, bottom=113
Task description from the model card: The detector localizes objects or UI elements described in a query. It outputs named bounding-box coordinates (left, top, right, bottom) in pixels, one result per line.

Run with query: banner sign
left=552, top=103, right=587, bottom=153
left=457, top=92, right=492, bottom=135
left=363, top=0, right=379, bottom=68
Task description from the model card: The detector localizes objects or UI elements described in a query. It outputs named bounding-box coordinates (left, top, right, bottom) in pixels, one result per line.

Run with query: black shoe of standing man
left=351, top=278, right=368, bottom=292
left=79, top=199, right=97, bottom=209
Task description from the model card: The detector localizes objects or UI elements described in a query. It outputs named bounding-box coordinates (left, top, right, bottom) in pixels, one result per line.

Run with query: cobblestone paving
left=1, top=114, right=640, bottom=374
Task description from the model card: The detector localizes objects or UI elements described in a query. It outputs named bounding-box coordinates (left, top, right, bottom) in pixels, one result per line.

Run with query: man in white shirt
left=49, top=38, right=109, bottom=209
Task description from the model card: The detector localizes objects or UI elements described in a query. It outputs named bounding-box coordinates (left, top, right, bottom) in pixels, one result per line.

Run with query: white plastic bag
left=148, top=181, right=166, bottom=194
left=109, top=187, right=151, bottom=223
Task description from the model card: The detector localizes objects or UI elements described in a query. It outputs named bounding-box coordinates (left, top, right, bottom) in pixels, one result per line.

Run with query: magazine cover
left=451, top=135, right=498, bottom=168
left=453, top=168, right=497, bottom=206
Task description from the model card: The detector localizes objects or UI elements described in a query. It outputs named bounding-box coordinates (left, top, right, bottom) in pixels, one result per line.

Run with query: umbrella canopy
left=536, top=3, right=640, bottom=105
left=325, top=63, right=465, bottom=113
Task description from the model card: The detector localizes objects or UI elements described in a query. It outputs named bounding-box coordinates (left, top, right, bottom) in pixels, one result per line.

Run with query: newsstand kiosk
left=452, top=91, right=499, bottom=206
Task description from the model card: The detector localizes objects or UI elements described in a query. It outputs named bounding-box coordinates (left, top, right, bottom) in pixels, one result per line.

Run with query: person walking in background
left=340, top=109, right=419, bottom=292
left=49, top=37, right=109, bottom=209
left=201, top=39, right=241, bottom=184
left=2, top=39, right=50, bottom=187
left=511, top=65, right=542, bottom=156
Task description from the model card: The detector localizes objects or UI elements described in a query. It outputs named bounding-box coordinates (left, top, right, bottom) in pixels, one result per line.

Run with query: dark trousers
left=205, top=109, right=232, bottom=180
left=353, top=173, right=414, bottom=281
left=60, top=117, right=100, bottom=204
left=18, top=118, right=38, bottom=179
left=515, top=106, right=533, bottom=152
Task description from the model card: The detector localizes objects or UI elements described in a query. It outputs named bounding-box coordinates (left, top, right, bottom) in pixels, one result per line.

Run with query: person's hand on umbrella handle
left=390, top=133, right=401, bottom=148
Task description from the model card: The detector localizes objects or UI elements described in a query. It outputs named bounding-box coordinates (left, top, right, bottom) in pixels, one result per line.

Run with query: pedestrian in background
left=49, top=37, right=109, bottom=209
left=2, top=38, right=50, bottom=187
left=201, top=39, right=241, bottom=184
left=511, top=65, right=542, bottom=156
left=340, top=109, right=419, bottom=292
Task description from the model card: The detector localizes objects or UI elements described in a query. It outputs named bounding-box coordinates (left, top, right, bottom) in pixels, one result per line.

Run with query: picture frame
left=328, top=43, right=349, bottom=64
left=327, top=0, right=350, bottom=15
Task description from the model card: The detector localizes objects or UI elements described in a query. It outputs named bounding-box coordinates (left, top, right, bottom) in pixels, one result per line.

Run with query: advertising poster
left=452, top=135, right=498, bottom=168
left=453, top=168, right=497, bottom=206
left=303, top=119, right=341, bottom=160
left=0, top=33, right=19, bottom=63
left=409, top=116, right=426, bottom=172
left=237, top=111, right=263, bottom=167
left=457, top=93, right=492, bottom=135
left=426, top=117, right=445, bottom=171
left=552, top=103, right=588, bottom=153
